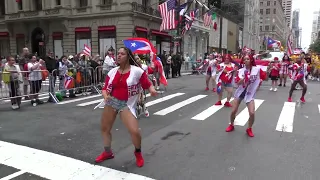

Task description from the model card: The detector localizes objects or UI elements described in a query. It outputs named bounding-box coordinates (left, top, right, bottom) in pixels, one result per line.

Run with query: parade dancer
left=269, top=57, right=280, bottom=92
left=278, top=54, right=291, bottom=87
left=214, top=54, right=236, bottom=107
left=225, top=55, right=266, bottom=137
left=205, top=54, right=217, bottom=92
left=288, top=55, right=307, bottom=103
left=95, top=47, right=157, bottom=167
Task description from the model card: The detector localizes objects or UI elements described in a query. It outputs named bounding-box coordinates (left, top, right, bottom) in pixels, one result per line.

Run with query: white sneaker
left=270, top=87, right=273, bottom=91
left=11, top=104, right=19, bottom=110
left=273, top=88, right=277, bottom=92
left=144, top=108, right=150, bottom=117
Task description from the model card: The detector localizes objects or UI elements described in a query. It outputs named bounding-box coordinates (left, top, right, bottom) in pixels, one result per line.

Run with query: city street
left=1, top=75, right=320, bottom=180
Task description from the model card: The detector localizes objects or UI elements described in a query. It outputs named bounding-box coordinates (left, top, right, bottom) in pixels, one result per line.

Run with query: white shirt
left=27, top=62, right=42, bottom=81
left=141, top=64, right=148, bottom=74
left=103, top=55, right=116, bottom=71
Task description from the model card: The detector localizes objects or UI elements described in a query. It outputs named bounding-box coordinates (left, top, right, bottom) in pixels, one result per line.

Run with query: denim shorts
left=222, top=82, right=233, bottom=87
left=105, top=96, right=128, bottom=112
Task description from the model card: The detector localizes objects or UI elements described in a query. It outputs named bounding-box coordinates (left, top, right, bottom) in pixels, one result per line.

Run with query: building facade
left=311, top=10, right=320, bottom=44
left=281, top=0, right=292, bottom=28
left=292, top=9, right=300, bottom=47
left=220, top=0, right=260, bottom=52
left=259, top=0, right=287, bottom=43
left=0, top=0, right=175, bottom=58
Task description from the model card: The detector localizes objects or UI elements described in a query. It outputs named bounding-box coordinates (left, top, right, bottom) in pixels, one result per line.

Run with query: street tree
left=309, top=39, right=320, bottom=53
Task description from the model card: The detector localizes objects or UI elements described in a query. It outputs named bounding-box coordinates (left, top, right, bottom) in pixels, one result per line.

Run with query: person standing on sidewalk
left=44, top=51, right=59, bottom=102
left=18, top=48, right=30, bottom=100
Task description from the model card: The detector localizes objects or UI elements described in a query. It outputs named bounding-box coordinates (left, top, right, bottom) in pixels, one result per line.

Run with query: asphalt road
left=1, top=74, right=320, bottom=180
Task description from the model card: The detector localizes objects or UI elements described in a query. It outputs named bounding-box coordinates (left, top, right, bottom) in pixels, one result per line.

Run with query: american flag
left=83, top=44, right=91, bottom=56
left=287, top=34, right=293, bottom=56
left=159, top=0, right=176, bottom=31
left=203, top=12, right=212, bottom=27
left=182, top=9, right=198, bottom=35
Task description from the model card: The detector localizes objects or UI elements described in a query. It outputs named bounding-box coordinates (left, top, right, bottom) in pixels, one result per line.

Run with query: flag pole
left=265, top=35, right=268, bottom=51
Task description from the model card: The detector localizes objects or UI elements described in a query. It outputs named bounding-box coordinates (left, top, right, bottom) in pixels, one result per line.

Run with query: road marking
left=145, top=93, right=185, bottom=107
left=276, top=102, right=296, bottom=133
left=233, top=99, right=264, bottom=126
left=57, top=95, right=101, bottom=104
left=0, top=141, right=155, bottom=180
left=0, top=170, right=26, bottom=180
left=191, top=98, right=234, bottom=120
left=154, top=95, right=207, bottom=116
left=318, top=104, right=320, bottom=114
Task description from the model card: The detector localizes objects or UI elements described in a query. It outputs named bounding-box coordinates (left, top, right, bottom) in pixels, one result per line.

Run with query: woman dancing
left=95, top=47, right=157, bottom=167
left=214, top=54, right=236, bottom=107
left=225, top=55, right=266, bottom=137
left=288, top=55, right=307, bottom=103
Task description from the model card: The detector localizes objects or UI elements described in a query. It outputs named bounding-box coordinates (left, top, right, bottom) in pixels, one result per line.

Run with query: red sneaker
left=205, top=87, right=209, bottom=91
left=224, top=101, right=232, bottom=107
left=287, top=97, right=292, bottom=102
left=300, top=97, right=306, bottom=103
left=95, top=151, right=114, bottom=163
left=215, top=101, right=222, bottom=105
left=246, top=128, right=254, bottom=137
left=225, top=125, right=234, bottom=132
left=134, top=152, right=144, bottom=167
left=212, top=88, right=216, bottom=92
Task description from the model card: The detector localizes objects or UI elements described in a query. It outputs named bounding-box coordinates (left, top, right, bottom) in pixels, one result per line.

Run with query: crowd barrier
left=0, top=66, right=107, bottom=105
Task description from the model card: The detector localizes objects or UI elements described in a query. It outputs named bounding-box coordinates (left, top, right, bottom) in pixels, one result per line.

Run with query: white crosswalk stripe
left=275, top=102, right=296, bottom=133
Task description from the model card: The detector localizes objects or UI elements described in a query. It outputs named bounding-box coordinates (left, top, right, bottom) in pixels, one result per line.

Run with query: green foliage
left=309, top=39, right=320, bottom=53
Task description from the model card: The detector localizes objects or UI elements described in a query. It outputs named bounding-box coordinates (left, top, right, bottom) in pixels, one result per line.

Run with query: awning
left=0, top=32, right=9, bottom=37
left=52, top=32, right=63, bottom=38
left=98, top=26, right=116, bottom=31
left=151, top=30, right=171, bottom=37
left=135, top=26, right=148, bottom=32
left=75, top=27, right=91, bottom=32
left=16, top=34, right=25, bottom=38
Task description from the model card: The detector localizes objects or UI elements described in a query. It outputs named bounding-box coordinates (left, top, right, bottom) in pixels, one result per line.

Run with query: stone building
left=259, top=0, right=287, bottom=42
left=0, top=0, right=173, bottom=57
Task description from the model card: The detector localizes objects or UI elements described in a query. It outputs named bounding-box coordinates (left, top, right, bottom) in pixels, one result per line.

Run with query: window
left=260, top=26, right=262, bottom=31
left=265, top=26, right=269, bottom=31
left=34, top=0, right=42, bottom=10
left=79, top=0, right=88, bottom=7
left=267, top=1, right=270, bottom=6
left=260, top=2, right=263, bottom=6
left=273, top=9, right=276, bottom=14
left=17, top=1, right=23, bottom=10
left=101, top=0, right=112, bottom=5
left=272, top=25, right=275, bottom=31
left=260, top=9, right=263, bottom=14
left=266, top=9, right=270, bottom=14
left=56, top=0, right=61, bottom=5
left=0, top=0, right=5, bottom=15
left=0, top=37, right=10, bottom=57
left=274, top=1, right=276, bottom=5
left=76, top=32, right=91, bottom=54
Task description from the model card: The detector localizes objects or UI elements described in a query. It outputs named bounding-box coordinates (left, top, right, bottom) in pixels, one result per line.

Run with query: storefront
left=98, top=26, right=116, bottom=57
left=15, top=34, right=25, bottom=55
left=52, top=32, right=63, bottom=58
left=0, top=32, right=9, bottom=57
left=150, top=29, right=172, bottom=54
left=135, top=26, right=148, bottom=38
left=75, top=27, right=91, bottom=54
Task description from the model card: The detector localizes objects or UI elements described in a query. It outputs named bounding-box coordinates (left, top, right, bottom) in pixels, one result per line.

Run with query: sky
left=292, top=0, right=320, bottom=49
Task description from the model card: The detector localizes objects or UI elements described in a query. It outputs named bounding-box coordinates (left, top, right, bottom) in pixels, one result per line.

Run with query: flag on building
left=64, top=75, right=74, bottom=89
left=181, top=9, right=198, bottom=35
left=83, top=44, right=91, bottom=56
left=159, top=0, right=176, bottom=31
left=203, top=11, right=212, bottom=27
left=212, top=13, right=218, bottom=31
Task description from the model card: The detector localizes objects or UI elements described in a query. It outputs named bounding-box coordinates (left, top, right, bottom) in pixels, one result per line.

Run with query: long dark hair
left=119, top=47, right=137, bottom=66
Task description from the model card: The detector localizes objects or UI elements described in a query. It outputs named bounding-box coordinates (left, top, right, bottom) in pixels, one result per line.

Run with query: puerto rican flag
left=123, top=37, right=168, bottom=86
left=233, top=59, right=268, bottom=80
left=64, top=75, right=74, bottom=89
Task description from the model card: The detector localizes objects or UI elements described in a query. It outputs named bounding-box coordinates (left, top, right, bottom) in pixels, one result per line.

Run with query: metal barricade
left=0, top=69, right=51, bottom=107
left=48, top=66, right=101, bottom=103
